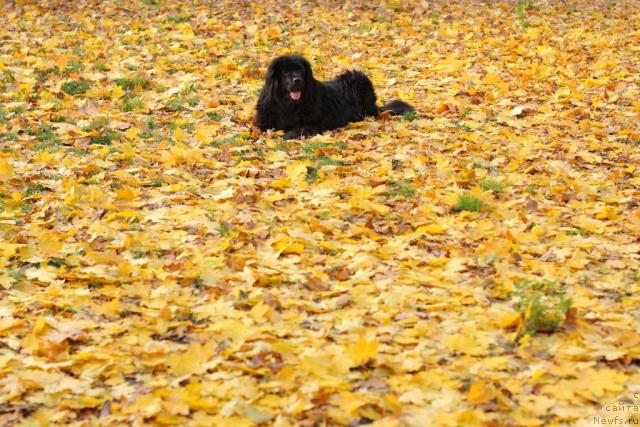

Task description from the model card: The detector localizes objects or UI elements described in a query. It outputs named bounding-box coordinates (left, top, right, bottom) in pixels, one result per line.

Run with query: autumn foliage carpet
left=1, top=0, right=639, bottom=426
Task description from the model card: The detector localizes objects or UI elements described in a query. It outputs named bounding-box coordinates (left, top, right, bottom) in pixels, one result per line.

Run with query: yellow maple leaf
left=124, top=126, right=140, bottom=140
left=435, top=55, right=462, bottom=73
left=168, top=342, right=213, bottom=377
left=446, top=333, right=488, bottom=356
left=0, top=158, right=13, bottom=181
left=415, top=223, right=447, bottom=235
left=174, top=127, right=187, bottom=143
left=176, top=22, right=195, bottom=40
left=467, top=381, right=494, bottom=405
left=285, top=161, right=308, bottom=185
left=39, top=232, right=62, bottom=258
left=25, top=267, right=58, bottom=284
left=84, top=186, right=106, bottom=204
left=0, top=274, right=15, bottom=290
left=269, top=178, right=291, bottom=189
left=273, top=237, right=304, bottom=255
left=266, top=150, right=287, bottom=162
left=124, top=394, right=162, bottom=417
left=498, top=312, right=521, bottom=329
left=33, top=151, right=57, bottom=166
left=347, top=337, right=379, bottom=367
left=111, top=85, right=125, bottom=98
left=116, top=187, right=138, bottom=201
left=353, top=199, right=390, bottom=215
left=2, top=244, right=20, bottom=257
left=333, top=391, right=368, bottom=416
left=483, top=72, right=502, bottom=85
left=567, top=249, right=588, bottom=269
left=195, top=124, right=219, bottom=144
left=573, top=215, right=606, bottom=234
left=95, top=300, right=122, bottom=319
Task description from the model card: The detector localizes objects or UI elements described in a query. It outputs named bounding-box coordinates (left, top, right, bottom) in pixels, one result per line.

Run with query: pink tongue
left=290, top=91, right=301, bottom=101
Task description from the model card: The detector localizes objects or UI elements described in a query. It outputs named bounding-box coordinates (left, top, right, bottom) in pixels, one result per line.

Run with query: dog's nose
left=293, top=77, right=301, bottom=84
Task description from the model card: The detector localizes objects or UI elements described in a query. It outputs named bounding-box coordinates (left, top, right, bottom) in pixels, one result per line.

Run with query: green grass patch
left=207, top=111, right=222, bottom=121
left=36, top=125, right=59, bottom=145
left=180, top=84, right=198, bottom=95
left=300, top=154, right=346, bottom=184
left=94, top=63, right=110, bottom=71
left=387, top=182, right=416, bottom=198
left=115, top=75, right=150, bottom=91
left=315, top=156, right=344, bottom=166
left=61, top=80, right=90, bottom=95
left=47, top=258, right=68, bottom=268
left=302, top=140, right=346, bottom=153
left=25, top=184, right=46, bottom=196
left=217, top=223, right=231, bottom=237
left=167, top=14, right=191, bottom=24
left=306, top=166, right=320, bottom=184
left=122, top=96, right=145, bottom=112
left=214, top=134, right=240, bottom=147
left=563, top=227, right=587, bottom=237
left=65, top=61, right=82, bottom=74
left=303, top=141, right=332, bottom=153
left=35, top=66, right=61, bottom=83
left=165, top=96, right=199, bottom=111
left=516, top=0, right=536, bottom=28
left=83, top=118, right=121, bottom=146
left=454, top=121, right=473, bottom=132
left=480, top=178, right=506, bottom=193
left=453, top=192, right=486, bottom=212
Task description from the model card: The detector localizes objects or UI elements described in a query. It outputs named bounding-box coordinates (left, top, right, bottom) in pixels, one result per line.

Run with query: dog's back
left=326, top=71, right=379, bottom=119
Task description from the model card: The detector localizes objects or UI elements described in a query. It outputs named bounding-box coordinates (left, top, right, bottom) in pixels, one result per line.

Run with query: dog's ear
left=258, top=60, right=280, bottom=106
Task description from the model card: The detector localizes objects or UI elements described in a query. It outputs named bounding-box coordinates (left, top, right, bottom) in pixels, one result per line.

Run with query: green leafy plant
left=513, top=280, right=572, bottom=336
left=403, top=110, right=418, bottom=121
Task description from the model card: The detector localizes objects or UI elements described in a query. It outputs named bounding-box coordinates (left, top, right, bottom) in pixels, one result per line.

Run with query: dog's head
left=261, top=55, right=313, bottom=104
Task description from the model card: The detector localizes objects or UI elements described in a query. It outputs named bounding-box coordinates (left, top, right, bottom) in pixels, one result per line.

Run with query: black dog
left=255, top=55, right=414, bottom=140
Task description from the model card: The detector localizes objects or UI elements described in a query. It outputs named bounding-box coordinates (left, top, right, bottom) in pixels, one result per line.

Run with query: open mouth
left=290, top=91, right=301, bottom=101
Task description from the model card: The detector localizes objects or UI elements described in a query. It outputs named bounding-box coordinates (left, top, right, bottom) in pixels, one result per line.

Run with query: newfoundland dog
left=255, top=55, right=414, bottom=140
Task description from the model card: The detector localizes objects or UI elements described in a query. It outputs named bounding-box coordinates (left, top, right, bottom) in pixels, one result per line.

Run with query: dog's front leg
left=255, top=111, right=274, bottom=132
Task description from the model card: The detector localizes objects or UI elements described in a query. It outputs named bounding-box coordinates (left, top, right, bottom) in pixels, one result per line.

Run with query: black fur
left=255, top=55, right=414, bottom=140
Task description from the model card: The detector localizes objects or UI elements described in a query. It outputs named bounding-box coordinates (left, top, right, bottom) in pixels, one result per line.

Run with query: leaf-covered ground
left=1, top=0, right=640, bottom=426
